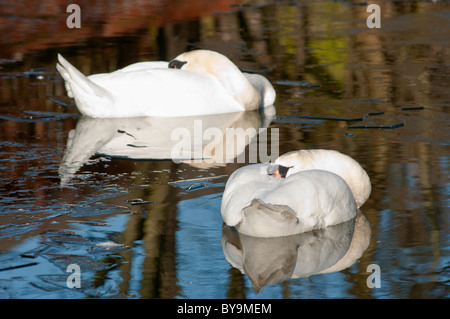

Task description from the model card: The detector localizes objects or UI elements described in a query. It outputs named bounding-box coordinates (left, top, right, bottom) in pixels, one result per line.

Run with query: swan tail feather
left=57, top=54, right=112, bottom=117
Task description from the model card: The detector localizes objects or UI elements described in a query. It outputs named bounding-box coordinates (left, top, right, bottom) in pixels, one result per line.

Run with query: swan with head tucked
left=272, top=149, right=371, bottom=208
left=221, top=149, right=371, bottom=237
left=56, top=50, right=276, bottom=118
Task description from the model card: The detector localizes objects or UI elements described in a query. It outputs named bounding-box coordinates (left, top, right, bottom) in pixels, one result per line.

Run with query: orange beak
left=267, top=164, right=291, bottom=178
left=168, top=60, right=187, bottom=69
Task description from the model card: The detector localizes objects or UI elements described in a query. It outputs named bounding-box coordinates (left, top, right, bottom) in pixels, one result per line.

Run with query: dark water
left=0, top=1, right=449, bottom=299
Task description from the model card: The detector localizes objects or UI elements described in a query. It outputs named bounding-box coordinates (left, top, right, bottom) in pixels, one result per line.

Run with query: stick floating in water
left=125, top=199, right=156, bottom=206
left=347, top=122, right=405, bottom=129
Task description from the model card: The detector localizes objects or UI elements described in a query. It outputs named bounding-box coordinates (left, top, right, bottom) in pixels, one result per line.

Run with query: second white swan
left=221, top=149, right=371, bottom=237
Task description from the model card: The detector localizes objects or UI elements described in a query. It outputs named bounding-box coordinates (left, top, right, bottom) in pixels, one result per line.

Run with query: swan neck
left=238, top=76, right=261, bottom=111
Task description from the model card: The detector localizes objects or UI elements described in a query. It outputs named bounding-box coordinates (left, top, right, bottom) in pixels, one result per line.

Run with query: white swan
left=56, top=50, right=276, bottom=118
left=221, top=149, right=371, bottom=237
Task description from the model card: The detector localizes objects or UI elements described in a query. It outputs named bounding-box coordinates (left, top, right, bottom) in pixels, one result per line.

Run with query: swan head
left=168, top=60, right=187, bottom=69
left=168, top=50, right=238, bottom=75
left=271, top=149, right=372, bottom=208
left=168, top=50, right=262, bottom=110
left=271, top=150, right=319, bottom=178
left=267, top=164, right=291, bottom=178
left=265, top=151, right=309, bottom=179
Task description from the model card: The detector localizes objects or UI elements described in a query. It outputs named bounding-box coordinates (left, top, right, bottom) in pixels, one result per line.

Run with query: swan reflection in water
left=221, top=210, right=371, bottom=293
left=59, top=106, right=275, bottom=184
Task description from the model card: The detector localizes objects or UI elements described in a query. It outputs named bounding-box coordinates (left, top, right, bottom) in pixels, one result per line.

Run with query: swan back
left=274, top=149, right=371, bottom=208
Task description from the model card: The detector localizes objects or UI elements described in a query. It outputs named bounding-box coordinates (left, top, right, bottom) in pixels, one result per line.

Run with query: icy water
left=0, top=1, right=449, bottom=299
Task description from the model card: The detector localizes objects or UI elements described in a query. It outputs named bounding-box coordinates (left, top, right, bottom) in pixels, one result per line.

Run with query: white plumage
left=56, top=50, right=276, bottom=118
left=221, top=149, right=371, bottom=237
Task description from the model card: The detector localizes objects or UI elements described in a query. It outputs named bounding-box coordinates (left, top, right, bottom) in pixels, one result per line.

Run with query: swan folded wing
left=262, top=170, right=357, bottom=226
left=222, top=168, right=357, bottom=237
left=239, top=199, right=301, bottom=237
left=244, top=199, right=299, bottom=224
left=221, top=164, right=279, bottom=226
left=87, top=69, right=244, bottom=117
left=113, top=61, right=169, bottom=73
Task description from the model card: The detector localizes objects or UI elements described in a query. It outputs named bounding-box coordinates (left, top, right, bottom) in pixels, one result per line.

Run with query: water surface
left=0, top=0, right=449, bottom=299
